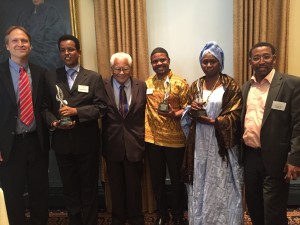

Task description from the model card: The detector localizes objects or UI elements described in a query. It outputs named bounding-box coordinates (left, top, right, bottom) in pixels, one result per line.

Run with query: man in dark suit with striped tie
left=0, top=26, right=49, bottom=225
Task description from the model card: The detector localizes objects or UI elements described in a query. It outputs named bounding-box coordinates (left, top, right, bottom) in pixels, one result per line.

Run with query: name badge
left=78, top=85, right=89, bottom=93
left=146, top=88, right=154, bottom=95
left=271, top=101, right=286, bottom=111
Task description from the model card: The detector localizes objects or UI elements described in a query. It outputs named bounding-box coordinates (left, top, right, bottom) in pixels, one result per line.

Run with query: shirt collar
left=9, top=58, right=29, bottom=73
left=65, top=64, right=80, bottom=73
left=112, top=77, right=131, bottom=89
left=250, top=68, right=275, bottom=85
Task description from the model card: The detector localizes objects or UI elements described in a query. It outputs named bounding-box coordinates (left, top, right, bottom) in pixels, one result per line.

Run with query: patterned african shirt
left=145, top=70, right=189, bottom=148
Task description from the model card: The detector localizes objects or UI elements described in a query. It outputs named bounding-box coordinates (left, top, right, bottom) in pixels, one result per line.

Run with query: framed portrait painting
left=0, top=0, right=79, bottom=70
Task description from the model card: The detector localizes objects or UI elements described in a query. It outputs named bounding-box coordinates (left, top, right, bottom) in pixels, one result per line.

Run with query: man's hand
left=52, top=120, right=76, bottom=130
left=158, top=104, right=183, bottom=119
left=59, top=105, right=77, bottom=117
left=0, top=152, right=3, bottom=163
left=284, top=164, right=300, bottom=182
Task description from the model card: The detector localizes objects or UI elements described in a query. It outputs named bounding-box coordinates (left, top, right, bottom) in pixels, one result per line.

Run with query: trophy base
left=60, top=116, right=73, bottom=127
left=158, top=102, right=169, bottom=113
left=189, top=109, right=207, bottom=117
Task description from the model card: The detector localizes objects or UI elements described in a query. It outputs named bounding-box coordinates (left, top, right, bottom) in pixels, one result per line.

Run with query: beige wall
left=288, top=0, right=300, bottom=76
left=78, top=0, right=98, bottom=73
left=79, top=0, right=300, bottom=77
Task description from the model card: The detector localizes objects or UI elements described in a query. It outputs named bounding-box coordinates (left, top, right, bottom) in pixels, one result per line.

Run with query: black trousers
left=106, top=158, right=144, bottom=225
left=0, top=133, right=49, bottom=225
left=55, top=149, right=99, bottom=225
left=244, top=147, right=289, bottom=225
left=146, top=143, right=185, bottom=219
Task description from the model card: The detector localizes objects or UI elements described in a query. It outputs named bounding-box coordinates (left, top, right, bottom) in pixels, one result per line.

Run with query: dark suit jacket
left=43, top=66, right=106, bottom=154
left=241, top=71, right=300, bottom=177
left=102, top=77, right=146, bottom=162
left=0, top=60, right=49, bottom=162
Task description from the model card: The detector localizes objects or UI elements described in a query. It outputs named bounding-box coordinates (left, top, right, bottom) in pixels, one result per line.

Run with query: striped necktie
left=119, top=85, right=128, bottom=117
left=19, top=66, right=34, bottom=125
left=67, top=69, right=76, bottom=89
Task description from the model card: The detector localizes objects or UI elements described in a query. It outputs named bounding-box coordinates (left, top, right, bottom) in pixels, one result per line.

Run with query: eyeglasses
left=59, top=47, right=77, bottom=53
left=250, top=54, right=274, bottom=62
left=113, top=67, right=130, bottom=73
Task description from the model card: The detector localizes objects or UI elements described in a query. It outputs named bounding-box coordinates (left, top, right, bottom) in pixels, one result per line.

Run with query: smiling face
left=249, top=46, right=276, bottom=81
left=111, top=57, right=131, bottom=84
left=6, top=28, right=32, bottom=63
left=200, top=52, right=221, bottom=78
left=59, top=40, right=80, bottom=68
left=150, top=52, right=170, bottom=79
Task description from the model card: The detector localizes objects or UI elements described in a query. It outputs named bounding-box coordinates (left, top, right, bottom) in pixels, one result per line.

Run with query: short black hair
left=150, top=47, right=169, bottom=60
left=58, top=34, right=80, bottom=50
left=249, top=42, right=276, bottom=58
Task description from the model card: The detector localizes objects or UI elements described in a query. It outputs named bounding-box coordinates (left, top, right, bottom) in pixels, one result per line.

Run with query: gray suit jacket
left=241, top=71, right=300, bottom=177
left=102, top=77, right=147, bottom=162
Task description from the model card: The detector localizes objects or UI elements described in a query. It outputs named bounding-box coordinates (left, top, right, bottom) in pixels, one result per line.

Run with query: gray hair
left=110, top=52, right=133, bottom=67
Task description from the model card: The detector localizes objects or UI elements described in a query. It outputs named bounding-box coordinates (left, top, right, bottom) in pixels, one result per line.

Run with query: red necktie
left=19, top=66, right=34, bottom=125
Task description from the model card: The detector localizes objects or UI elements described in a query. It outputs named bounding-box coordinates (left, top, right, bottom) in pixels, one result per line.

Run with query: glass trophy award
left=55, top=85, right=73, bottom=126
left=158, top=79, right=171, bottom=113
left=189, top=79, right=207, bottom=117
left=189, top=91, right=207, bottom=117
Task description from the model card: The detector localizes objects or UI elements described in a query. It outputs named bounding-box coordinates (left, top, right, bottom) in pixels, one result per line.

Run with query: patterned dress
left=181, top=86, right=244, bottom=225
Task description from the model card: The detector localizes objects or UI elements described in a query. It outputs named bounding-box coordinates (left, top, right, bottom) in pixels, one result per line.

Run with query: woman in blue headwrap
left=181, top=41, right=244, bottom=224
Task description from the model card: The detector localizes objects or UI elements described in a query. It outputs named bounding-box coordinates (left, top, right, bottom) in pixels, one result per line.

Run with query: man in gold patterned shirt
left=145, top=47, right=189, bottom=225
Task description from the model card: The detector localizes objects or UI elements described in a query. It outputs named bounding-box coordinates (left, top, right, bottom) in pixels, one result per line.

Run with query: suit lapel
left=128, top=78, right=138, bottom=115
left=29, top=63, right=40, bottom=104
left=262, top=71, right=282, bottom=126
left=70, top=67, right=87, bottom=93
left=105, top=77, right=119, bottom=111
left=55, top=67, right=69, bottom=93
left=0, top=61, right=17, bottom=105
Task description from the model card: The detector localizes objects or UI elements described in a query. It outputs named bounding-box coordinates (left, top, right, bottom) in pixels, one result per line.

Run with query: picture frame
left=0, top=0, right=80, bottom=70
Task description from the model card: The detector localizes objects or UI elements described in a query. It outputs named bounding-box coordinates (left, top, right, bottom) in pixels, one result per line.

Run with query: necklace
left=202, top=75, right=220, bottom=105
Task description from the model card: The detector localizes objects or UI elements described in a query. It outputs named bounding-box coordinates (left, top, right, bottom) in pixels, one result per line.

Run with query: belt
left=15, top=131, right=37, bottom=138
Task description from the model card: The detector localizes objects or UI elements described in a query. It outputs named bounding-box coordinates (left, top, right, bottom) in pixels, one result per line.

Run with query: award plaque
left=55, top=85, right=73, bottom=126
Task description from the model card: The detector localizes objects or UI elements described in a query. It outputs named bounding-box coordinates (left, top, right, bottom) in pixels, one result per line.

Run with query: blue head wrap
left=199, top=41, right=224, bottom=72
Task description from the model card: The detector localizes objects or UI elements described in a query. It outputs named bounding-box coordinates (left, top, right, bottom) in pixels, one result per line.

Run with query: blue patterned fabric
left=181, top=87, right=244, bottom=225
left=199, top=41, right=224, bottom=72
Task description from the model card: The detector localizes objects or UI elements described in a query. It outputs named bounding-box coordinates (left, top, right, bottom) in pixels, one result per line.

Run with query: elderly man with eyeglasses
left=102, top=52, right=147, bottom=225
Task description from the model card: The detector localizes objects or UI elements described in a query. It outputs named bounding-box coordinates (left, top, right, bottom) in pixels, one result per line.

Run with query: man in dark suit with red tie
left=43, top=35, right=106, bottom=225
left=0, top=26, right=49, bottom=225
left=102, top=52, right=147, bottom=225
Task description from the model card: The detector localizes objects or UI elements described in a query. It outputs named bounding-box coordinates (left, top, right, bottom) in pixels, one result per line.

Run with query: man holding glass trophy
left=145, top=47, right=189, bottom=225
left=43, top=35, right=106, bottom=225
